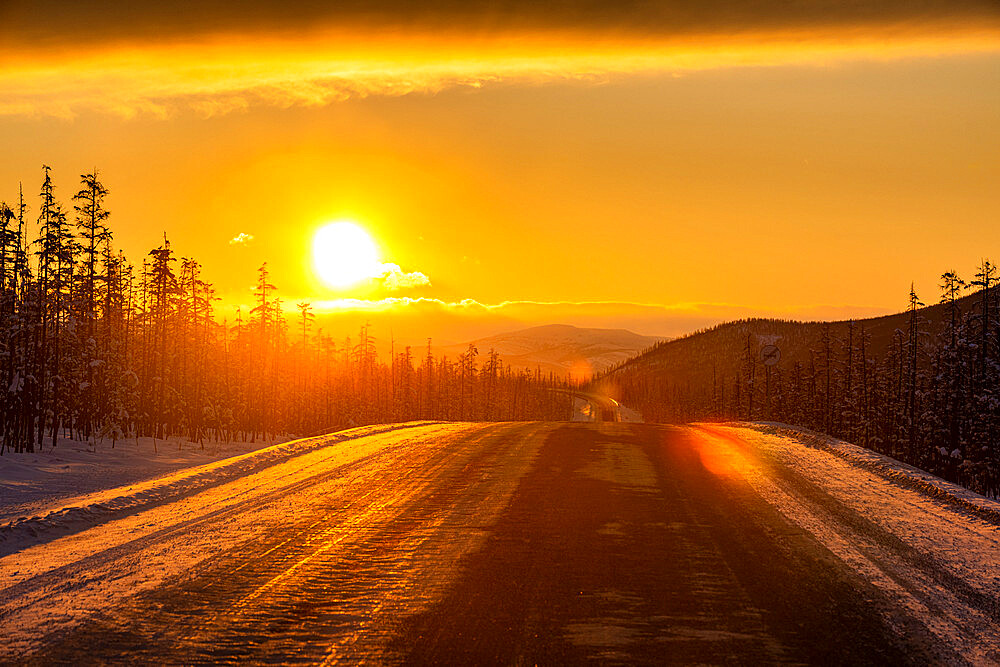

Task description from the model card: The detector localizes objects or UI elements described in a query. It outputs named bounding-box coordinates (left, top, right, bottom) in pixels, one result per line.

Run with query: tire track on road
left=2, top=423, right=480, bottom=659
left=26, top=423, right=552, bottom=664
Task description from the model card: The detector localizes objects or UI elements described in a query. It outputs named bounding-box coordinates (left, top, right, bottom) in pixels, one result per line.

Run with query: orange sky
left=1, top=3, right=998, bottom=343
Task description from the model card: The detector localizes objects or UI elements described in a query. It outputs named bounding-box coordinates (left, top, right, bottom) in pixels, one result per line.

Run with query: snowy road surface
left=3, top=422, right=1000, bottom=664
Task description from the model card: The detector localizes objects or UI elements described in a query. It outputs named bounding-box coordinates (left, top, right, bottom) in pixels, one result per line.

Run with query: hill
left=439, top=324, right=666, bottom=381
left=597, top=284, right=996, bottom=421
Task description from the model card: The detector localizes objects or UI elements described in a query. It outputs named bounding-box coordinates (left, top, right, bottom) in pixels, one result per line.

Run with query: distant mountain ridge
left=440, top=324, right=667, bottom=380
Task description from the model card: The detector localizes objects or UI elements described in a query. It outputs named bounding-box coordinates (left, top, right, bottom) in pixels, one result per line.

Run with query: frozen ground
left=0, top=423, right=441, bottom=555
left=0, top=421, right=486, bottom=659
left=697, top=422, right=1000, bottom=664
left=2, top=421, right=999, bottom=663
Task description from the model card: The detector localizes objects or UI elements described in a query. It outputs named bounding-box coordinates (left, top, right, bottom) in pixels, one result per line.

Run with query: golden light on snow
left=313, top=221, right=382, bottom=289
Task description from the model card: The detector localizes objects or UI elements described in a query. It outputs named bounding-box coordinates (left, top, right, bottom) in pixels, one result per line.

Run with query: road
left=561, top=389, right=624, bottom=422
left=3, top=422, right=1000, bottom=664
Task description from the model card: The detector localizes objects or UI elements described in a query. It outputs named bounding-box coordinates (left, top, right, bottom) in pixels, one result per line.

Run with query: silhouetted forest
left=598, top=270, right=1000, bottom=497
left=0, top=167, right=571, bottom=454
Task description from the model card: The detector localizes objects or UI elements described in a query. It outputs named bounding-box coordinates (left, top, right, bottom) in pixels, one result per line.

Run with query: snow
left=746, top=422, right=1000, bottom=524
left=0, top=435, right=287, bottom=523
left=0, top=421, right=480, bottom=657
left=0, top=422, right=443, bottom=556
left=694, top=422, right=1000, bottom=664
left=5, top=420, right=1000, bottom=661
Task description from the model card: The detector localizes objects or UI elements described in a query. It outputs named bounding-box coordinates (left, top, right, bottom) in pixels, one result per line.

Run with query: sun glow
left=313, top=221, right=382, bottom=288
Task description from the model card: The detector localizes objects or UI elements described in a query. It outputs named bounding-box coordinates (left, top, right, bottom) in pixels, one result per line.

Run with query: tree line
left=598, top=265, right=1000, bottom=498
left=0, top=167, right=571, bottom=454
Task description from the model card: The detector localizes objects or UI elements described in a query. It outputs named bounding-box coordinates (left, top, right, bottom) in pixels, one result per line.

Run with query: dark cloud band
left=3, top=0, right=998, bottom=48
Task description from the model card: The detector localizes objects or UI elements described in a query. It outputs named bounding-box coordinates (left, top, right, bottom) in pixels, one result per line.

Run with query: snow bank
left=745, top=422, right=1000, bottom=525
left=0, top=435, right=291, bottom=522
left=0, top=422, right=440, bottom=556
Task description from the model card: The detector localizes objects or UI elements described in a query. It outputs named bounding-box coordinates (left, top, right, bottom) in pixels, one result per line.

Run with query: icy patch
left=577, top=438, right=658, bottom=491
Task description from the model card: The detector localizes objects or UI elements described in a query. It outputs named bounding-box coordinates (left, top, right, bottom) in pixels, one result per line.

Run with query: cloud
left=302, top=296, right=891, bottom=328
left=229, top=232, right=254, bottom=245
left=378, top=263, right=431, bottom=291
left=256, top=296, right=896, bottom=344
left=3, top=1, right=998, bottom=48
left=303, top=296, right=893, bottom=318
left=0, top=7, right=997, bottom=118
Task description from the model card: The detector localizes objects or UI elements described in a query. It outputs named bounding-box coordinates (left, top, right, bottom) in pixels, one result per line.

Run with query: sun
left=313, top=221, right=382, bottom=288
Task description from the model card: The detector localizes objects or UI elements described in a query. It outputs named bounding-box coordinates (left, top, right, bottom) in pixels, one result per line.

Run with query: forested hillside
left=597, top=271, right=1000, bottom=497
left=0, top=167, right=571, bottom=455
